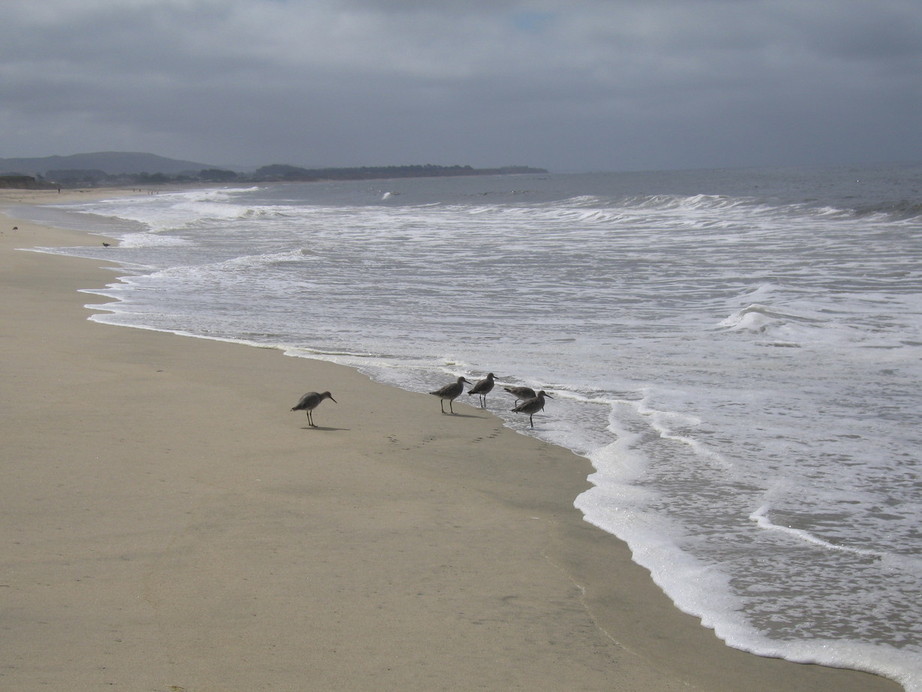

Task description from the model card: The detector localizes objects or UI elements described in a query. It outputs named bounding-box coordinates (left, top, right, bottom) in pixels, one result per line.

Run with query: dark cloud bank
left=2, top=0, right=920, bottom=172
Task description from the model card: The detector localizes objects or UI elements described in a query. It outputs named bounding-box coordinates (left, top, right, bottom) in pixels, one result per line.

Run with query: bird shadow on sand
left=299, top=425, right=350, bottom=431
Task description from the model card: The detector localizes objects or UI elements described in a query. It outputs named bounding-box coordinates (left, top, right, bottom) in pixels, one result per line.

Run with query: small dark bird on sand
left=430, top=376, right=471, bottom=414
left=512, top=390, right=553, bottom=428
left=102, top=242, right=110, bottom=247
left=467, top=373, right=496, bottom=408
left=291, top=391, right=337, bottom=427
left=504, top=385, right=537, bottom=405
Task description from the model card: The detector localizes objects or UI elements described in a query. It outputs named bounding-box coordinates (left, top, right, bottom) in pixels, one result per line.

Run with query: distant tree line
left=245, top=164, right=546, bottom=182
left=9, top=163, right=546, bottom=189
left=0, top=175, right=48, bottom=189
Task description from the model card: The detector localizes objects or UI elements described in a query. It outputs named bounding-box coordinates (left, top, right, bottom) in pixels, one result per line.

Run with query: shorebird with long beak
left=430, top=376, right=471, bottom=414
left=512, top=390, right=553, bottom=428
left=291, top=391, right=337, bottom=427
left=467, top=372, right=496, bottom=408
left=503, top=385, right=537, bottom=405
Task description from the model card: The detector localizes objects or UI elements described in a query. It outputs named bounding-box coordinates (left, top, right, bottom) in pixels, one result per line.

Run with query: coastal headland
left=0, top=189, right=902, bottom=690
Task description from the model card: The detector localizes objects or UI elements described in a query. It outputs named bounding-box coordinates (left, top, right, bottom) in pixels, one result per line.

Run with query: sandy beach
left=1, top=190, right=902, bottom=691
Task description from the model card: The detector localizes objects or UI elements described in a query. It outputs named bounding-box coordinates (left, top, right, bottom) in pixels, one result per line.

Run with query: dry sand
left=1, top=190, right=902, bottom=691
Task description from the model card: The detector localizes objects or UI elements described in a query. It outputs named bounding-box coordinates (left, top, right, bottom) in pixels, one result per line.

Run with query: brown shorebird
left=430, top=376, right=471, bottom=414
left=503, top=385, right=537, bottom=405
left=467, top=372, right=496, bottom=408
left=291, top=391, right=337, bottom=427
left=512, top=390, right=553, bottom=428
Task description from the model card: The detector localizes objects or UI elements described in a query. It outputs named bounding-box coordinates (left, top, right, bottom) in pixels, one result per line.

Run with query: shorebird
left=291, top=391, right=337, bottom=427
left=503, top=385, right=537, bottom=405
left=430, top=376, right=471, bottom=414
left=512, top=390, right=553, bottom=428
left=467, top=372, right=496, bottom=408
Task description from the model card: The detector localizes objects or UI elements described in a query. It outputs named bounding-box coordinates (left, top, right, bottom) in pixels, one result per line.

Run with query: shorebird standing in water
left=291, top=391, right=337, bottom=427
left=512, top=390, right=553, bottom=428
left=430, top=376, right=471, bottom=414
left=503, top=385, right=537, bottom=405
left=467, top=373, right=496, bottom=408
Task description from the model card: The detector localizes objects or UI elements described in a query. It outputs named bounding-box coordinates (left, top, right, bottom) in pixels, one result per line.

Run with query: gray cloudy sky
left=2, top=0, right=920, bottom=172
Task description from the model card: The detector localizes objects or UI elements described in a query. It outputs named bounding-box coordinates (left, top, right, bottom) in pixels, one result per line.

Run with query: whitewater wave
left=718, top=303, right=823, bottom=335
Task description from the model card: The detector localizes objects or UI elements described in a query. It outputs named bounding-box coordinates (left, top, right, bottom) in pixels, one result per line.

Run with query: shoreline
left=1, top=190, right=903, bottom=691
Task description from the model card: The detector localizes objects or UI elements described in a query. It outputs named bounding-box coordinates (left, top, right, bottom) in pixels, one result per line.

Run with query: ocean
left=18, top=162, right=922, bottom=690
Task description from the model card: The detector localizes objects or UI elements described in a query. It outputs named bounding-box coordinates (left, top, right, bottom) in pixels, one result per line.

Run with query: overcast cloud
left=2, top=0, right=920, bottom=172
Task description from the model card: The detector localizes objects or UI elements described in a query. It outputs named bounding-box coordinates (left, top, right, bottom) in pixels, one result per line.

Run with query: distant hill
left=0, top=151, right=214, bottom=176
left=0, top=151, right=547, bottom=188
